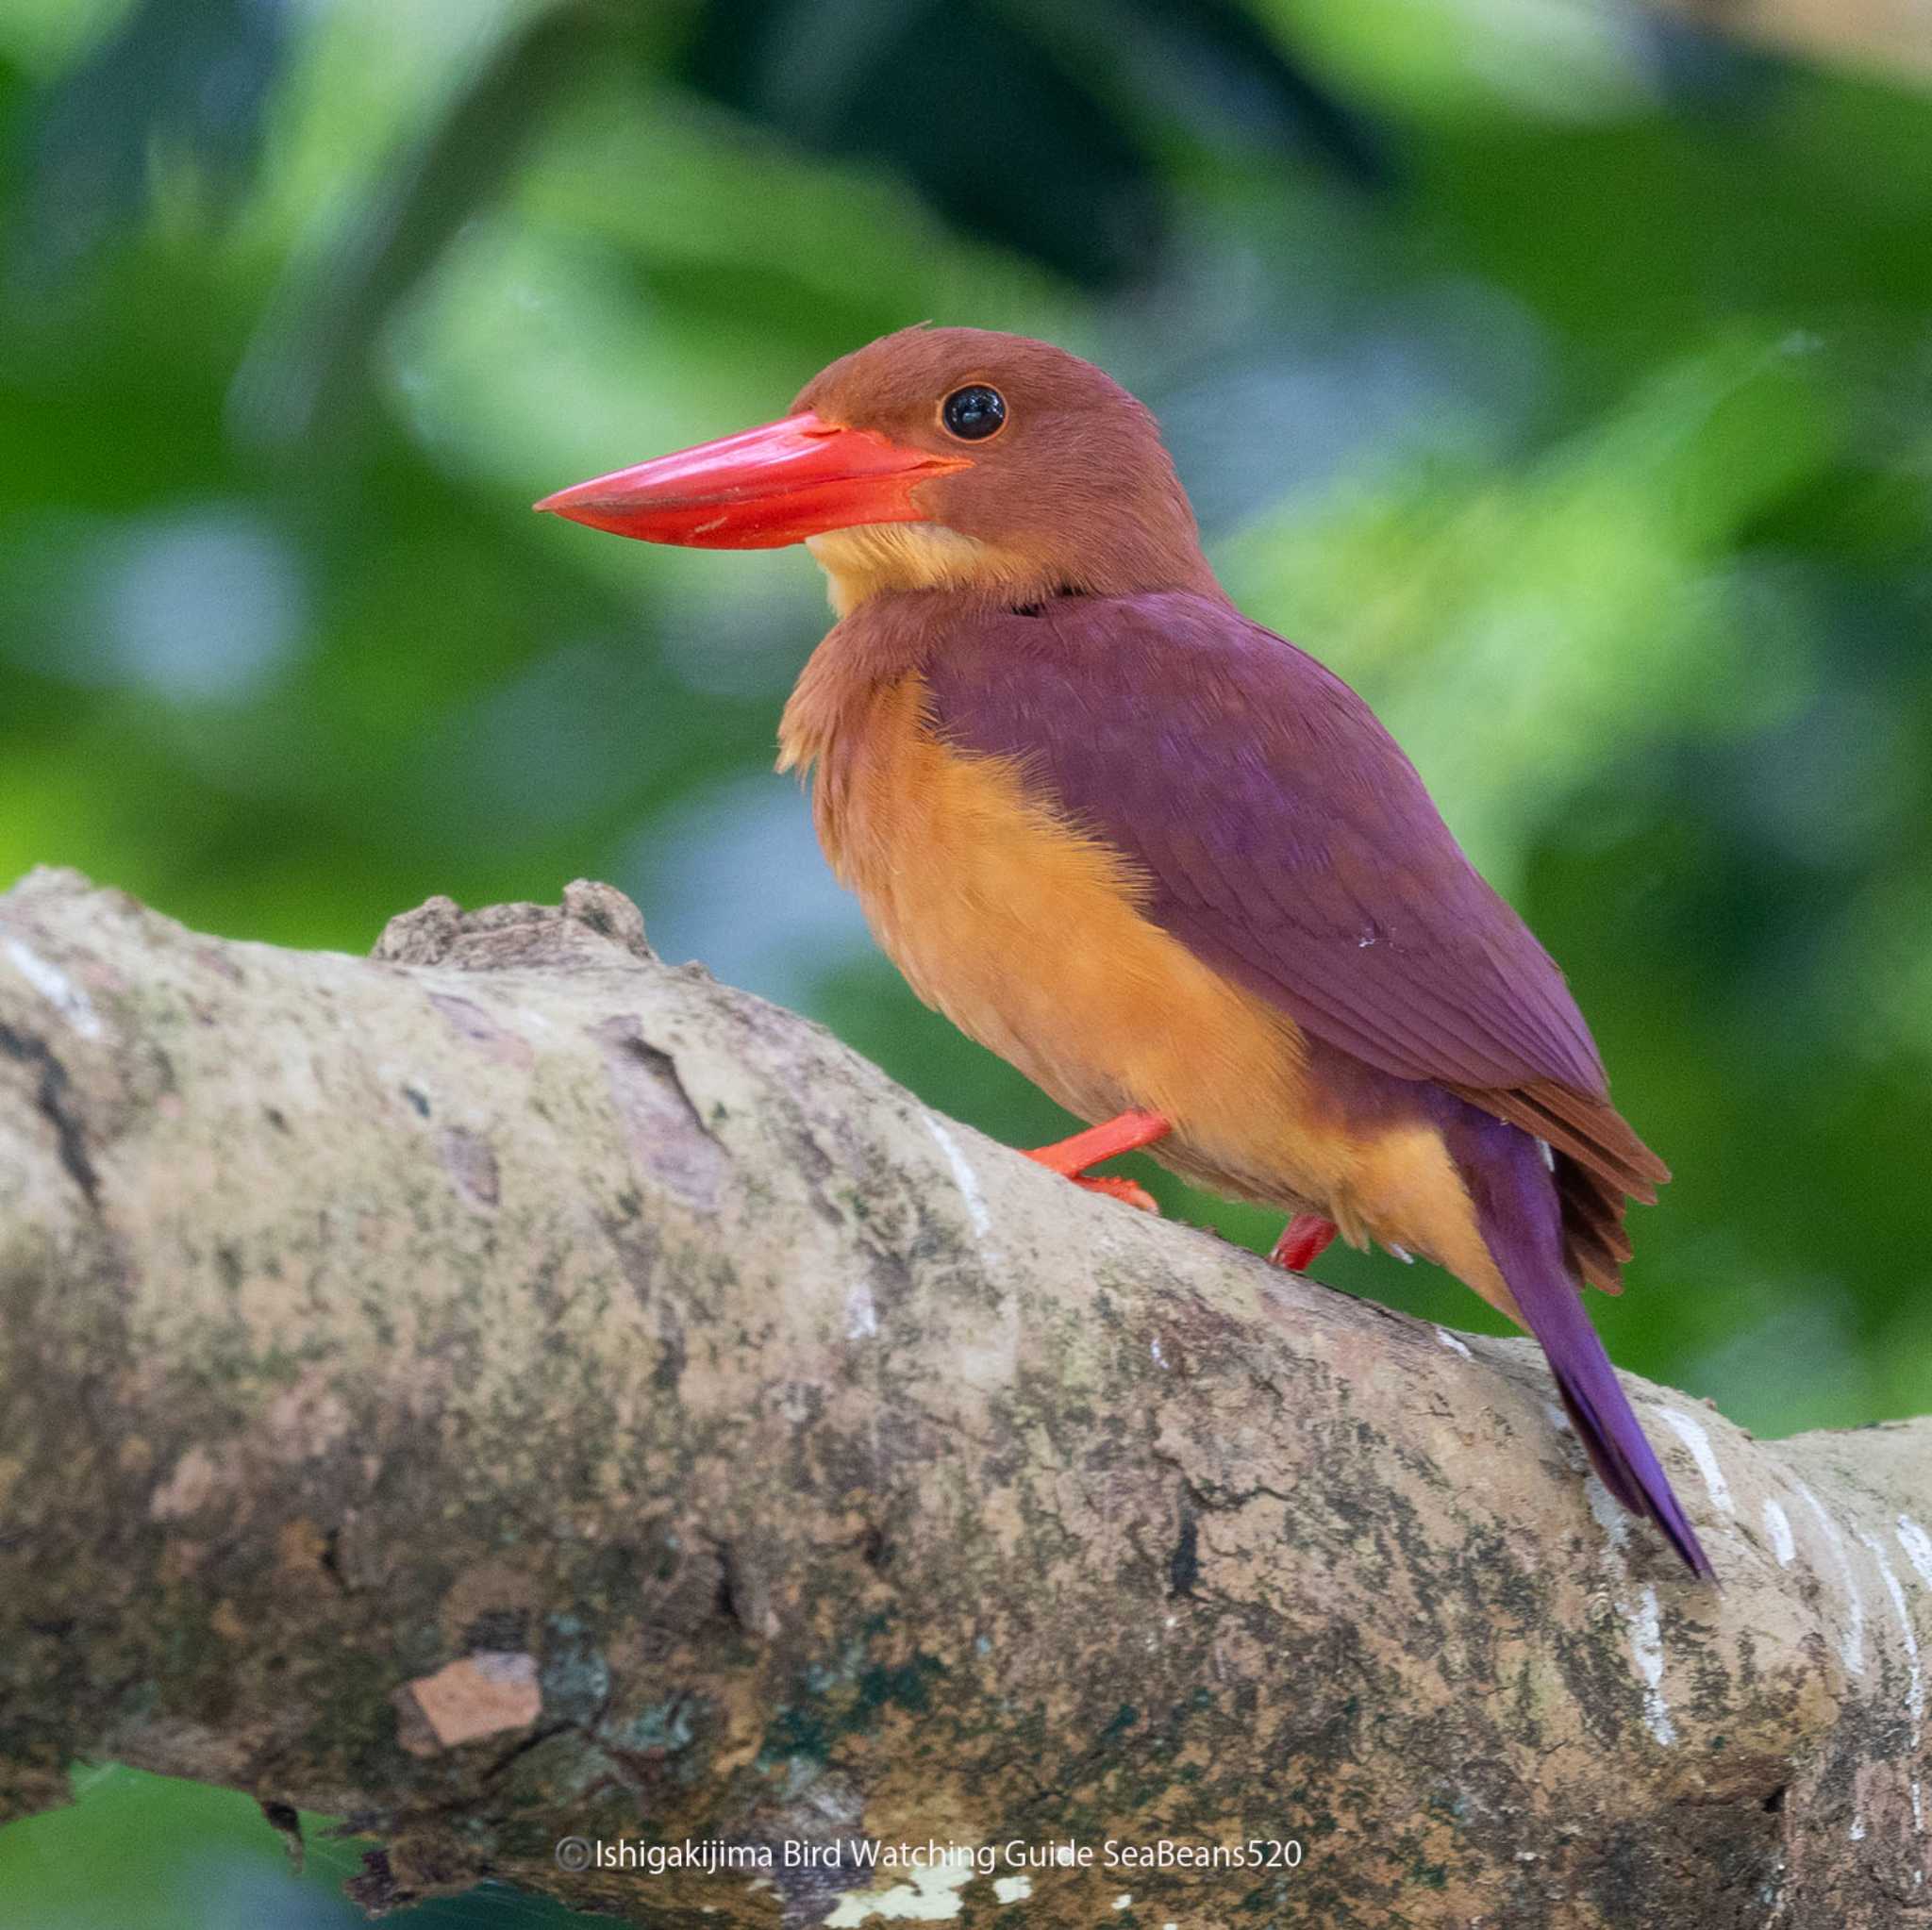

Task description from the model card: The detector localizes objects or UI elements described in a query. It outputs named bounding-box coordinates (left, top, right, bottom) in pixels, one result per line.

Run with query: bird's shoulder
left=923, top=589, right=1441, bottom=857
left=929, top=588, right=1368, bottom=728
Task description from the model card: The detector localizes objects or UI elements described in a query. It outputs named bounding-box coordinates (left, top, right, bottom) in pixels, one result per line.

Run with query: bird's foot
left=1270, top=1213, right=1339, bottom=1273
left=1069, top=1173, right=1160, bottom=1213
left=1025, top=1108, right=1171, bottom=1215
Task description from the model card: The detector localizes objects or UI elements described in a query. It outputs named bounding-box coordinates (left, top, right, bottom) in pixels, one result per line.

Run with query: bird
left=536, top=324, right=1712, bottom=1579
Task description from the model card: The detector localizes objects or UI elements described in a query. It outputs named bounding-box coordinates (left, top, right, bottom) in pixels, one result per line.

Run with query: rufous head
left=536, top=326, right=1218, bottom=615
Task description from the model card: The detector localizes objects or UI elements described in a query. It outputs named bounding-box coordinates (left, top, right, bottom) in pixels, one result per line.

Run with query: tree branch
left=1, top=868, right=1926, bottom=1927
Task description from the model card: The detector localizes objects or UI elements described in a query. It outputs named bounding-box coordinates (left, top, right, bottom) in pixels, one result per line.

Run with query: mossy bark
left=1, top=868, right=1927, bottom=1927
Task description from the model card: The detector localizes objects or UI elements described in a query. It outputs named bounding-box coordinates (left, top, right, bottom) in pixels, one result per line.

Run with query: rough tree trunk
left=0, top=868, right=1927, bottom=1928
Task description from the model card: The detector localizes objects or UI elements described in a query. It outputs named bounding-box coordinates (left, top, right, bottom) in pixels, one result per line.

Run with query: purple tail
left=1434, top=1096, right=1715, bottom=1581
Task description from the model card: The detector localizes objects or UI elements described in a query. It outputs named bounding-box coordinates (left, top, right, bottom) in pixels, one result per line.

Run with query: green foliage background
left=2, top=0, right=1930, bottom=1922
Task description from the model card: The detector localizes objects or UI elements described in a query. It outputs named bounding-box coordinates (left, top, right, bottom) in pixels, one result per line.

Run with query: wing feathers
left=1557, top=1156, right=1637, bottom=1295
left=1455, top=1080, right=1669, bottom=1202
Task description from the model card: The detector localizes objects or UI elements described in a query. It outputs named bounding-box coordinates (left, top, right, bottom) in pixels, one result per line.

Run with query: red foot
left=1071, top=1173, right=1159, bottom=1213
left=1270, top=1213, right=1339, bottom=1273
left=1025, top=1109, right=1171, bottom=1214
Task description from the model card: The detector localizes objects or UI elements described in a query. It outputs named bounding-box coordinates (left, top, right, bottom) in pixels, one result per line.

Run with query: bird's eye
left=941, top=385, right=1007, bottom=441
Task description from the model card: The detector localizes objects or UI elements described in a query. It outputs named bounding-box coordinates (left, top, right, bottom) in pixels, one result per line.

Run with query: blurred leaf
left=679, top=0, right=1159, bottom=286
left=15, top=0, right=291, bottom=283
left=0, top=1761, right=612, bottom=1930
left=677, top=0, right=1384, bottom=287
left=1027, top=0, right=1391, bottom=179
left=231, top=1, right=626, bottom=452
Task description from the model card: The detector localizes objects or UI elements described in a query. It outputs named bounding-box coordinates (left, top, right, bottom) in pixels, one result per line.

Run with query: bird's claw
left=1270, top=1212, right=1339, bottom=1273
left=1069, top=1173, right=1160, bottom=1214
left=1022, top=1108, right=1171, bottom=1218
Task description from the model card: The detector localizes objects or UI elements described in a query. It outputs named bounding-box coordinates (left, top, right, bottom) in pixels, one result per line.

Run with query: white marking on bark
left=824, top=1860, right=976, bottom=1924
left=1762, top=1499, right=1796, bottom=1566
left=1660, top=1409, right=1734, bottom=1516
left=1587, top=1478, right=1628, bottom=1547
left=1913, top=1781, right=1925, bottom=1835
left=1898, top=1515, right=1932, bottom=1591
left=1628, top=1584, right=1677, bottom=1746
left=1859, top=1531, right=1923, bottom=1746
left=991, top=1877, right=1031, bottom=1904
left=1586, top=1483, right=1674, bottom=1741
left=1113, top=1897, right=1133, bottom=1910
left=1434, top=1328, right=1473, bottom=1359
left=1850, top=1814, right=1867, bottom=1842
left=4, top=938, right=103, bottom=1038
left=923, top=1115, right=991, bottom=1239
left=845, top=1280, right=878, bottom=1340
left=1798, top=1484, right=1866, bottom=1676
left=150, top=1445, right=221, bottom=1520
left=1150, top=1337, right=1169, bottom=1369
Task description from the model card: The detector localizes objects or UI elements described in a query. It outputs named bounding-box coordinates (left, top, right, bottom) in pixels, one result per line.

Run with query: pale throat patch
left=806, top=523, right=1038, bottom=617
